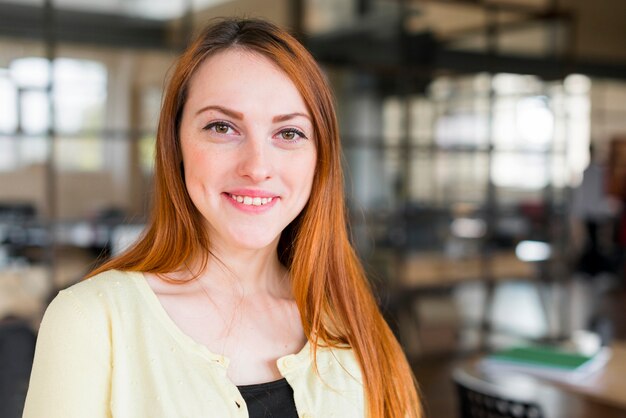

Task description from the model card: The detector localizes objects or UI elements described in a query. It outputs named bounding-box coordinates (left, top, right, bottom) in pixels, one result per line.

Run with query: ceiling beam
left=436, top=49, right=626, bottom=80
left=306, top=18, right=626, bottom=81
left=0, top=3, right=171, bottom=50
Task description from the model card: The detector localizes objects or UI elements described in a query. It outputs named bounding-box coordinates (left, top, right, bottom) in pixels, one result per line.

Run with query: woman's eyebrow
left=195, top=105, right=243, bottom=120
left=195, top=105, right=311, bottom=123
left=272, top=112, right=311, bottom=123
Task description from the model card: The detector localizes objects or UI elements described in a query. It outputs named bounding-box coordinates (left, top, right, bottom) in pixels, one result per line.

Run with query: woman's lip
left=225, top=189, right=278, bottom=198
left=223, top=193, right=278, bottom=212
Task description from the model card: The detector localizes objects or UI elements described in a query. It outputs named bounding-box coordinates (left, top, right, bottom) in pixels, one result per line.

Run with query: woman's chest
left=107, top=318, right=365, bottom=418
left=108, top=347, right=365, bottom=418
left=161, top=294, right=307, bottom=382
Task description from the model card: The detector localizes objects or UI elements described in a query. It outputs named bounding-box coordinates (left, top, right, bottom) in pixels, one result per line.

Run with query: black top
left=237, top=378, right=299, bottom=418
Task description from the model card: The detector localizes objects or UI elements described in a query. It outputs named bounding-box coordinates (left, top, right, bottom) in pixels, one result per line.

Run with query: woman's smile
left=223, top=190, right=280, bottom=213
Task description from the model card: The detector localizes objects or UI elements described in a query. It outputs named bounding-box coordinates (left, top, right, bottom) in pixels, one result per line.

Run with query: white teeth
left=229, top=194, right=274, bottom=206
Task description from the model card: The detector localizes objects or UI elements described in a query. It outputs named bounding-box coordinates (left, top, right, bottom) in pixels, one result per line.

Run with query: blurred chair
left=0, top=316, right=36, bottom=418
left=453, top=368, right=545, bottom=418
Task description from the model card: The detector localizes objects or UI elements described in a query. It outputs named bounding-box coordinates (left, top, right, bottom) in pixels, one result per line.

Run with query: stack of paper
left=480, top=345, right=612, bottom=382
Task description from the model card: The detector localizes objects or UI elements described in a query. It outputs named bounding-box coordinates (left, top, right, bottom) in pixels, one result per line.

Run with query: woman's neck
left=189, top=242, right=291, bottom=300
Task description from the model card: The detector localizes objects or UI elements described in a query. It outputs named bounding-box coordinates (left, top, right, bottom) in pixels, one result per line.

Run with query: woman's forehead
left=185, top=48, right=310, bottom=118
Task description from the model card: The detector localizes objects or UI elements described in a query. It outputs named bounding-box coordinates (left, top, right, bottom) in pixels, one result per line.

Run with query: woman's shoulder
left=36, top=271, right=136, bottom=337
left=49, top=270, right=143, bottom=314
left=62, top=269, right=141, bottom=295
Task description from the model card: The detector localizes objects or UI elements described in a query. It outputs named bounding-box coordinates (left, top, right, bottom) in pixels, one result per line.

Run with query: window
left=0, top=56, right=107, bottom=171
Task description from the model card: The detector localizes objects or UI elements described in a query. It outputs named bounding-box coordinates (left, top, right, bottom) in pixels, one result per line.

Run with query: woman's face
left=179, top=48, right=316, bottom=253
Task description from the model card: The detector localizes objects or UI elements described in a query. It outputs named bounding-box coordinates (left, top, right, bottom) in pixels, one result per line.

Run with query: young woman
left=23, top=18, right=422, bottom=418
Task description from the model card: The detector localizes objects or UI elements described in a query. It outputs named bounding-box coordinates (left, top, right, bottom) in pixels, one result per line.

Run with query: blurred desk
left=390, top=250, right=566, bottom=354
left=0, top=266, right=50, bottom=322
left=398, top=251, right=535, bottom=287
left=389, top=250, right=536, bottom=354
left=557, top=341, right=626, bottom=410
left=457, top=341, right=626, bottom=417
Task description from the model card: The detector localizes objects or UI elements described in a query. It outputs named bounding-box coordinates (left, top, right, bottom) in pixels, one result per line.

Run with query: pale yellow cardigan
left=23, top=270, right=365, bottom=418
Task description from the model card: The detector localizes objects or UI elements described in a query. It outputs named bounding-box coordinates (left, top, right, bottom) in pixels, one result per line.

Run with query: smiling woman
left=23, top=18, right=422, bottom=418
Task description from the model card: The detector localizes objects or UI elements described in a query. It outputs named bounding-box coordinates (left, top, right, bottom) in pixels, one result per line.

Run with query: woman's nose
left=236, top=137, right=273, bottom=182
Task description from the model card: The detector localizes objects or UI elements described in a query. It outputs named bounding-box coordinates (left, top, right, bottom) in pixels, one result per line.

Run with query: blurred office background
left=1, top=0, right=625, bottom=417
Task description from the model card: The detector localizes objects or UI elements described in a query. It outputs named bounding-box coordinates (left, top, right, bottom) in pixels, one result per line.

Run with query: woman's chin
left=218, top=231, right=281, bottom=253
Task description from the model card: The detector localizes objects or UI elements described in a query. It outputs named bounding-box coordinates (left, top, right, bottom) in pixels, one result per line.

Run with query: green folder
left=490, top=346, right=593, bottom=370
left=481, top=345, right=611, bottom=381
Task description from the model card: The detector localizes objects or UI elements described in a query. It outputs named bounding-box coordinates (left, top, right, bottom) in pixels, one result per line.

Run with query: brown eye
left=203, top=121, right=236, bottom=135
left=278, top=128, right=306, bottom=142
left=215, top=123, right=229, bottom=134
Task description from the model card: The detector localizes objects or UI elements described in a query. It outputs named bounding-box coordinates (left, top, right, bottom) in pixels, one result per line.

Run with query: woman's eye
left=278, top=128, right=306, bottom=141
left=204, top=121, right=235, bottom=135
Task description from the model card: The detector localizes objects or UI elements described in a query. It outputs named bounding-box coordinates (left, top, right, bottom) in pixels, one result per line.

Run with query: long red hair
left=88, top=18, right=421, bottom=418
